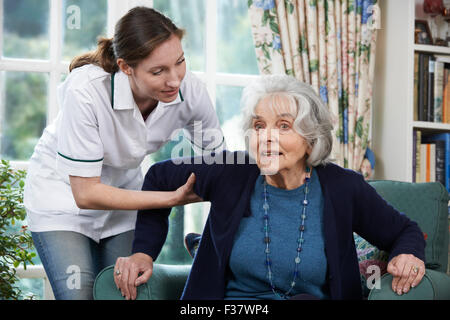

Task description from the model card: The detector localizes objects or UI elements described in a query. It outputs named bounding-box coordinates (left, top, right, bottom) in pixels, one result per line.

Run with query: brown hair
left=69, top=7, right=185, bottom=73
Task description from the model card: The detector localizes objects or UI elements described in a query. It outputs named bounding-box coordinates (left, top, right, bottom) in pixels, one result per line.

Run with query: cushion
left=368, top=181, right=449, bottom=273
left=354, top=233, right=389, bottom=297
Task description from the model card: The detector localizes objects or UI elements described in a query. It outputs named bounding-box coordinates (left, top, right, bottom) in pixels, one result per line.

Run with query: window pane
left=3, top=0, right=50, bottom=59
left=216, top=85, right=246, bottom=151
left=0, top=72, right=48, bottom=161
left=217, top=0, right=258, bottom=74
left=15, top=278, right=45, bottom=300
left=153, top=0, right=206, bottom=72
left=62, top=0, right=107, bottom=61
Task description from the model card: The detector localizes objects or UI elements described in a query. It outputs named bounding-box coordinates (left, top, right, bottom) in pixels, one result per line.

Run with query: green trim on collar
left=111, top=72, right=115, bottom=109
left=58, top=152, right=104, bottom=163
left=179, top=89, right=184, bottom=102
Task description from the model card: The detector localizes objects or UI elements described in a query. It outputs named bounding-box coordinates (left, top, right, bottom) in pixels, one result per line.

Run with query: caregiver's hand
left=387, top=253, right=425, bottom=295
left=114, top=253, right=153, bottom=300
left=172, top=173, right=203, bottom=206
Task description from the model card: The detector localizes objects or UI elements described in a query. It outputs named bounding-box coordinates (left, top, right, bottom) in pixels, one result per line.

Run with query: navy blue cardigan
left=132, top=151, right=426, bottom=300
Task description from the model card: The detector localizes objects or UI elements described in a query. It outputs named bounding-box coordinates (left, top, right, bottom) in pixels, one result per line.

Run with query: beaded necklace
left=262, top=166, right=311, bottom=299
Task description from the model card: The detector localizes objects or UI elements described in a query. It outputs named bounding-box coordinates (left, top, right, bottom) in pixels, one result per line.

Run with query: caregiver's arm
left=115, top=153, right=226, bottom=300
left=69, top=172, right=202, bottom=210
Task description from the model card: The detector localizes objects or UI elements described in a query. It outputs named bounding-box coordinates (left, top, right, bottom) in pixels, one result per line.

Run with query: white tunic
left=24, top=64, right=225, bottom=242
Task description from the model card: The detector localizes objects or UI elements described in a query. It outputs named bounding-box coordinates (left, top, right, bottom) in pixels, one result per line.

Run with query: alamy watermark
left=365, top=265, right=381, bottom=290
left=66, top=5, right=81, bottom=30
left=66, top=264, right=81, bottom=290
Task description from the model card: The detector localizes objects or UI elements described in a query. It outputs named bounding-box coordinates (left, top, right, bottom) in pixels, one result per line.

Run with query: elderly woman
left=114, top=75, right=426, bottom=300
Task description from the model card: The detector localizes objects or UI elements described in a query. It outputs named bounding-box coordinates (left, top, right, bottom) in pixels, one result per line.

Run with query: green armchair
left=93, top=180, right=450, bottom=300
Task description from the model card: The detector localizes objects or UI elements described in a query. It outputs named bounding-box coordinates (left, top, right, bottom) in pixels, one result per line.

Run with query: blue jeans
left=31, top=230, right=134, bottom=300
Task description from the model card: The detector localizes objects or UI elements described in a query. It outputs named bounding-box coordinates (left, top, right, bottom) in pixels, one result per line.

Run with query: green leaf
left=19, top=180, right=24, bottom=188
left=355, top=116, right=364, bottom=138
left=13, top=261, right=20, bottom=268
left=262, top=10, right=270, bottom=26
left=262, top=45, right=271, bottom=60
left=299, top=35, right=307, bottom=52
left=287, top=1, right=295, bottom=14
left=248, top=0, right=254, bottom=8
left=309, top=59, right=319, bottom=72
left=269, top=20, right=280, bottom=34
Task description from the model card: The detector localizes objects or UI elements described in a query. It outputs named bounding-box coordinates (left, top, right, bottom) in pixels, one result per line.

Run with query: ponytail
left=69, top=37, right=119, bottom=73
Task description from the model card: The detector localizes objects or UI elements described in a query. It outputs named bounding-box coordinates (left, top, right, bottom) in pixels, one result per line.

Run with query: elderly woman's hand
left=114, top=253, right=153, bottom=300
left=387, top=254, right=425, bottom=295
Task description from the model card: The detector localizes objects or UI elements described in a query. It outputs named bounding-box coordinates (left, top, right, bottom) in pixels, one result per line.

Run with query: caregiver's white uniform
left=24, top=64, right=225, bottom=242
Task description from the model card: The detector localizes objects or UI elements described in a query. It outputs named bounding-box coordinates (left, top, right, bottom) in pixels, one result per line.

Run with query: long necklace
left=262, top=166, right=311, bottom=299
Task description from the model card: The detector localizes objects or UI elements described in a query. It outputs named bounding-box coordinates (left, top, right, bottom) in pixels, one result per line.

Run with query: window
left=1, top=0, right=109, bottom=299
left=0, top=0, right=259, bottom=297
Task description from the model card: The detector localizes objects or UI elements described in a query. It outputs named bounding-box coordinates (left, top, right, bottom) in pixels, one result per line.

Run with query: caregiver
left=23, top=6, right=224, bottom=300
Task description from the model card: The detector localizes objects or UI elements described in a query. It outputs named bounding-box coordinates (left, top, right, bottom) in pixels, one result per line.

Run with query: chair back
left=369, top=180, right=449, bottom=272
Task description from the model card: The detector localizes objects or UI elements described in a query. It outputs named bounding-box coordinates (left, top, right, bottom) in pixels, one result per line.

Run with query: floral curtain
left=248, top=0, right=380, bottom=170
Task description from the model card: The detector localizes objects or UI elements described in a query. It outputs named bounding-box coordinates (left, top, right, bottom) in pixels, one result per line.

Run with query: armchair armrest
left=368, top=269, right=450, bottom=300
left=93, top=264, right=191, bottom=300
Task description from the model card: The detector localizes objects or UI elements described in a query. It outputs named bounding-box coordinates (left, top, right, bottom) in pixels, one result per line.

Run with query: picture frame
left=415, top=20, right=433, bottom=45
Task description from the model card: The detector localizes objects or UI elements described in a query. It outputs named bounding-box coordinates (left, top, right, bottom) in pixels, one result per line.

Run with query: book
left=428, top=143, right=436, bottom=182
left=422, top=133, right=450, bottom=192
left=442, top=66, right=449, bottom=124
left=427, top=56, right=435, bottom=122
left=418, top=54, right=429, bottom=122
left=446, top=66, right=450, bottom=124
left=420, top=144, right=427, bottom=182
left=433, top=60, right=444, bottom=122
left=414, top=53, right=419, bottom=121
left=435, top=140, right=446, bottom=188
left=415, top=130, right=422, bottom=182
left=413, top=130, right=417, bottom=182
left=420, top=143, right=436, bottom=182
left=432, top=56, right=450, bottom=123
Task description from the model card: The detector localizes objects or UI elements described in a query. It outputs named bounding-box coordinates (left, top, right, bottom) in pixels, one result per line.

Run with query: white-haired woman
left=114, top=75, right=426, bottom=300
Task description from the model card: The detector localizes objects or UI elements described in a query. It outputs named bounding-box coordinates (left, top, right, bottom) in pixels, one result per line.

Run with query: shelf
left=412, top=121, right=450, bottom=131
left=414, top=44, right=450, bottom=55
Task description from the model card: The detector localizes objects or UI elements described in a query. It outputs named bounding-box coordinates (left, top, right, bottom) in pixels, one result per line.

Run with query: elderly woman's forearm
left=72, top=181, right=177, bottom=210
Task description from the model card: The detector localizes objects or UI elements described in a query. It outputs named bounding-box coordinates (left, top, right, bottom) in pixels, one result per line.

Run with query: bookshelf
left=373, top=0, right=450, bottom=184
left=414, top=44, right=450, bottom=55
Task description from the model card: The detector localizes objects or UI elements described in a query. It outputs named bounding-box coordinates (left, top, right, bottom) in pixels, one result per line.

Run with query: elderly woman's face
left=249, top=94, right=311, bottom=175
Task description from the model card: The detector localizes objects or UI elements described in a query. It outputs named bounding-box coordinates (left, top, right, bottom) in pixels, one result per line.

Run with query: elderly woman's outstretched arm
left=113, top=151, right=239, bottom=300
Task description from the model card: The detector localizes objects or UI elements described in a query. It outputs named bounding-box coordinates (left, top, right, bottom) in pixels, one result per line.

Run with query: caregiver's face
left=249, top=94, right=311, bottom=175
left=130, top=34, right=186, bottom=103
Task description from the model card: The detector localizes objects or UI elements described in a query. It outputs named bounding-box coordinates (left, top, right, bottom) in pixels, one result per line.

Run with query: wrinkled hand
left=173, top=173, right=203, bottom=206
left=387, top=253, right=425, bottom=295
left=114, top=253, right=153, bottom=300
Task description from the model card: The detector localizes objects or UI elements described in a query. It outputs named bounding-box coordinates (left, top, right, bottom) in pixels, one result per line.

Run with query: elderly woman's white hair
left=241, top=74, right=334, bottom=167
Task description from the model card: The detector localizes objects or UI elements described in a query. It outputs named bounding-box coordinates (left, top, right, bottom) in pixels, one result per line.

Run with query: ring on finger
left=411, top=265, right=419, bottom=274
left=115, top=269, right=121, bottom=276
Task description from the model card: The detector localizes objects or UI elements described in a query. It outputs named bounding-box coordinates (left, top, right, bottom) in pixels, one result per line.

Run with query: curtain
left=248, top=0, right=380, bottom=170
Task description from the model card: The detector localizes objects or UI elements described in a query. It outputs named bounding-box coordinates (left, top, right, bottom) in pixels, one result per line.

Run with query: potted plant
left=0, top=159, right=36, bottom=300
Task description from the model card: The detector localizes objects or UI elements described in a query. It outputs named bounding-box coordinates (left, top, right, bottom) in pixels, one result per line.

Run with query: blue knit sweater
left=225, top=172, right=329, bottom=300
